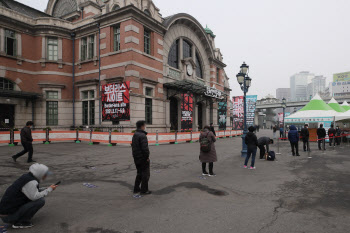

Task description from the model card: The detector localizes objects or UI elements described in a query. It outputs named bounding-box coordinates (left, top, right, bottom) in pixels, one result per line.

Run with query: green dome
left=328, top=98, right=346, bottom=112
left=204, top=25, right=216, bottom=38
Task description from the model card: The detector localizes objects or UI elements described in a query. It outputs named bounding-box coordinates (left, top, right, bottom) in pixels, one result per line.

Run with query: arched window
left=52, top=0, right=77, bottom=17
left=112, top=5, right=120, bottom=10
left=183, top=40, right=192, bottom=59
left=144, top=9, right=151, bottom=16
left=168, top=40, right=179, bottom=69
left=0, top=78, right=15, bottom=90
left=195, top=52, right=203, bottom=79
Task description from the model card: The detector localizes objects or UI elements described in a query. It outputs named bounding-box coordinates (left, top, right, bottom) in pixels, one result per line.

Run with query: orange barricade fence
left=0, top=129, right=247, bottom=146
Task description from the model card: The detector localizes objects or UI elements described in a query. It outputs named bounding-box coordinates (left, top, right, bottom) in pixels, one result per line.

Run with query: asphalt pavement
left=0, top=129, right=349, bottom=233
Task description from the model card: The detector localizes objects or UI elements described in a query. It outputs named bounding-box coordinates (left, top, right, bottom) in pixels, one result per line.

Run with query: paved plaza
left=0, top=130, right=349, bottom=233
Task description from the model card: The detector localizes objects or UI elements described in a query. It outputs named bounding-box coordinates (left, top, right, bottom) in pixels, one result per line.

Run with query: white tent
left=285, top=94, right=338, bottom=125
left=335, top=110, right=350, bottom=122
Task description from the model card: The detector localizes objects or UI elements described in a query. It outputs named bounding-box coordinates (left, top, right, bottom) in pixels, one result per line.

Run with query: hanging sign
left=232, top=96, right=244, bottom=130
left=246, top=95, right=257, bottom=126
left=102, top=81, right=130, bottom=121
left=204, top=86, right=224, bottom=99
left=181, top=93, right=193, bottom=131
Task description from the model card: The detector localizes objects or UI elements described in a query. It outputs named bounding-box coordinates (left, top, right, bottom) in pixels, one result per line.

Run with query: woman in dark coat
left=199, top=125, right=217, bottom=176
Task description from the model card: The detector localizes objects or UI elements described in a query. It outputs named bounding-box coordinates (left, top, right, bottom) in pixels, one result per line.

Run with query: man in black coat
left=300, top=124, right=310, bottom=152
left=317, top=124, right=326, bottom=150
left=335, top=126, right=342, bottom=145
left=12, top=121, right=35, bottom=163
left=328, top=124, right=336, bottom=146
left=258, top=137, right=274, bottom=159
left=132, top=120, right=151, bottom=195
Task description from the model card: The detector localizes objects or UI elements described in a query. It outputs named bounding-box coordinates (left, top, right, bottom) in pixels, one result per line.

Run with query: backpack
left=266, top=151, right=276, bottom=161
left=200, top=132, right=211, bottom=152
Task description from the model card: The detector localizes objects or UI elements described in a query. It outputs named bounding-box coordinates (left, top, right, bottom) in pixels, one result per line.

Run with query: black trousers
left=336, top=137, right=341, bottom=145
left=1, top=198, right=45, bottom=224
left=318, top=138, right=325, bottom=150
left=13, top=142, right=33, bottom=161
left=290, top=142, right=299, bottom=155
left=329, top=137, right=335, bottom=146
left=134, top=159, right=150, bottom=193
left=202, top=162, right=213, bottom=174
left=258, top=145, right=266, bottom=159
left=302, top=139, right=309, bottom=151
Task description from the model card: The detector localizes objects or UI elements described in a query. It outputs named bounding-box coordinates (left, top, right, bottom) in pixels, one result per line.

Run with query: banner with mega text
left=218, top=101, right=227, bottom=130
left=181, top=93, right=193, bottom=131
left=102, top=81, right=130, bottom=121
left=232, top=96, right=244, bottom=130
left=246, top=95, right=257, bottom=126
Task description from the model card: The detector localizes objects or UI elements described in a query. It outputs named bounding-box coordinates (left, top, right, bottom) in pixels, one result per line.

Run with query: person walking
left=199, top=125, right=217, bottom=176
left=131, top=120, right=151, bottom=195
left=12, top=121, right=35, bottom=163
left=258, top=137, right=274, bottom=159
left=300, top=124, right=310, bottom=152
left=244, top=126, right=258, bottom=169
left=335, top=126, right=342, bottom=145
left=0, top=163, right=58, bottom=229
left=209, top=123, right=216, bottom=136
left=317, top=124, right=326, bottom=150
left=288, top=125, right=300, bottom=156
left=328, top=124, right=336, bottom=147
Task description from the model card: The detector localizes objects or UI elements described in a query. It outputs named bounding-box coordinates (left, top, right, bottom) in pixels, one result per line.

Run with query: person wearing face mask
left=12, top=121, right=36, bottom=163
left=300, top=124, right=310, bottom=152
left=0, top=163, right=58, bottom=229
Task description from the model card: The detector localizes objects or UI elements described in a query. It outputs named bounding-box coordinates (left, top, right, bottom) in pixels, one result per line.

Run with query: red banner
left=102, top=82, right=130, bottom=121
left=181, top=93, right=193, bottom=131
left=232, top=96, right=244, bottom=130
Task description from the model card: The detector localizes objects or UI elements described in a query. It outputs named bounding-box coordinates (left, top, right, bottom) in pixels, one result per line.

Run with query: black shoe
left=12, top=222, right=33, bottom=229
left=27, top=160, right=36, bottom=163
left=140, top=191, right=152, bottom=195
left=12, top=156, right=17, bottom=162
left=296, top=154, right=300, bottom=156
left=202, top=172, right=209, bottom=176
left=209, top=173, right=216, bottom=177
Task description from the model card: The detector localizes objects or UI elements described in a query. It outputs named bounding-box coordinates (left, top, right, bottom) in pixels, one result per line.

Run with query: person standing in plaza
left=209, top=123, right=216, bottom=136
left=279, top=126, right=284, bottom=139
left=244, top=126, right=258, bottom=169
left=288, top=125, right=300, bottom=156
left=258, top=137, right=273, bottom=159
left=273, top=125, right=277, bottom=139
left=12, top=121, right=35, bottom=163
left=300, top=124, right=310, bottom=152
left=317, top=124, right=326, bottom=150
left=335, top=126, right=342, bottom=145
left=199, top=125, right=217, bottom=176
left=328, top=124, right=336, bottom=146
left=132, top=121, right=151, bottom=195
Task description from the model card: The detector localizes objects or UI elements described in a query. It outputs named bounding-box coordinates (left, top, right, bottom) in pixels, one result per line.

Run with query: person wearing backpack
left=244, top=126, right=258, bottom=169
left=199, top=125, right=217, bottom=176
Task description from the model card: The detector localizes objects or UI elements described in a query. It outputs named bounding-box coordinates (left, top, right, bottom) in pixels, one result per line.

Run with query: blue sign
left=246, top=95, right=258, bottom=126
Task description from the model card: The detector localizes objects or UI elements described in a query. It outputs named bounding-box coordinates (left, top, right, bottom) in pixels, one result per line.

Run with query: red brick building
left=0, top=0, right=231, bottom=132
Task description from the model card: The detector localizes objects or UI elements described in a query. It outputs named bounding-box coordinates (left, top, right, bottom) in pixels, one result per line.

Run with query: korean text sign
left=102, top=82, right=130, bottom=121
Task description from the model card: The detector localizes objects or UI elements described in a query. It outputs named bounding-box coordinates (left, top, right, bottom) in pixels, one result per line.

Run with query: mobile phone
left=55, top=181, right=61, bottom=185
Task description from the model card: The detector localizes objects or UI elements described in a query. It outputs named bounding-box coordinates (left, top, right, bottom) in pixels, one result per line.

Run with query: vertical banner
left=278, top=113, right=283, bottom=123
left=181, top=93, right=193, bottom=131
left=218, top=101, right=227, bottom=130
left=246, top=95, right=257, bottom=126
left=102, top=81, right=130, bottom=121
left=232, top=96, right=244, bottom=130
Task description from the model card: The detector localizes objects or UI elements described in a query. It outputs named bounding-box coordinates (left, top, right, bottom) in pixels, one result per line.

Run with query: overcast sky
left=16, top=0, right=350, bottom=99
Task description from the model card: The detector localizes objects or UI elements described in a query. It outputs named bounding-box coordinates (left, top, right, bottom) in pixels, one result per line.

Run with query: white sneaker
left=249, top=167, right=256, bottom=170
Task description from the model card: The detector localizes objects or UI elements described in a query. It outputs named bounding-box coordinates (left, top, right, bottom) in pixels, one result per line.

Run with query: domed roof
left=204, top=25, right=216, bottom=38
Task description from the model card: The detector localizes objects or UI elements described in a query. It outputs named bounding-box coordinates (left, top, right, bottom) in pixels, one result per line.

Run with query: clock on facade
left=186, top=64, right=193, bottom=76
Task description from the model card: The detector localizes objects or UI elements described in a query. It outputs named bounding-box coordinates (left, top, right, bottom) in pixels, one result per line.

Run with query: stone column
left=179, top=38, right=183, bottom=71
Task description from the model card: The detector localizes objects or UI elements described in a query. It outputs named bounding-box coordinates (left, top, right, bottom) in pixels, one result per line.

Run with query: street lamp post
left=282, top=97, right=287, bottom=138
left=236, top=62, right=251, bottom=157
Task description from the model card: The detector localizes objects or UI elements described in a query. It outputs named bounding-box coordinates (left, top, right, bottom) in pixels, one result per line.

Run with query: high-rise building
left=290, top=71, right=315, bottom=101
left=306, top=76, right=327, bottom=99
left=276, top=88, right=290, bottom=101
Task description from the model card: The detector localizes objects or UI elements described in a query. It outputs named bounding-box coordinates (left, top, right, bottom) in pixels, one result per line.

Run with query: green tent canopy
left=299, top=94, right=334, bottom=111
left=341, top=100, right=350, bottom=111
left=328, top=98, right=346, bottom=112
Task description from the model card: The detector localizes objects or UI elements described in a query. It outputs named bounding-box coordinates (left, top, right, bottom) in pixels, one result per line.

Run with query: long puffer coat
left=199, top=129, right=217, bottom=163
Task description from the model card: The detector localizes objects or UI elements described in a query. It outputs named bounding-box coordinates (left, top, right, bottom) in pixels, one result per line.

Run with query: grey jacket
left=258, top=136, right=270, bottom=152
